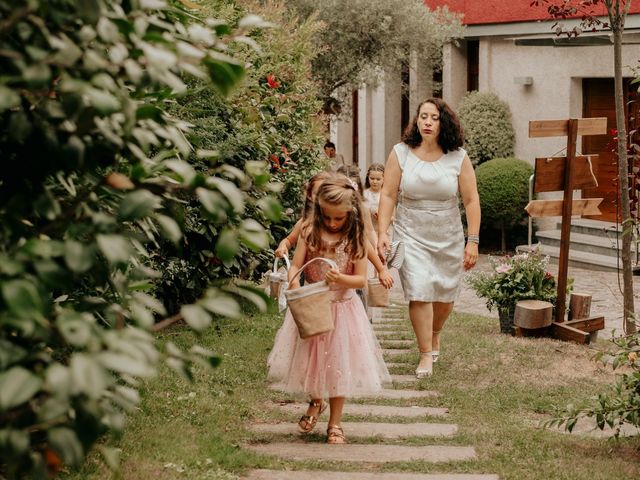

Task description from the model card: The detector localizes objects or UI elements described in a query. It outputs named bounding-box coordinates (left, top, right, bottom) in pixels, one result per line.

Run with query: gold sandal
left=326, top=424, right=347, bottom=444
left=297, top=399, right=327, bottom=434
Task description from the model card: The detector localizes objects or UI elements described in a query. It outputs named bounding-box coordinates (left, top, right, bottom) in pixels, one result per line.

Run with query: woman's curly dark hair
left=401, top=98, right=464, bottom=152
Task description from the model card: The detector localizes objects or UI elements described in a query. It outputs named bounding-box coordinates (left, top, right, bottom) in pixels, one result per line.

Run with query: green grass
left=63, top=307, right=640, bottom=480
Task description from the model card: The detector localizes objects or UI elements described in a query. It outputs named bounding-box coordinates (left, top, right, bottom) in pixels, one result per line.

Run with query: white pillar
left=410, top=50, right=433, bottom=114
left=442, top=42, right=467, bottom=110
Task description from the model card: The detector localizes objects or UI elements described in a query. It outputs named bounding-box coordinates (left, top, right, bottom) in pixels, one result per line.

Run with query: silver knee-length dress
left=392, top=142, right=465, bottom=303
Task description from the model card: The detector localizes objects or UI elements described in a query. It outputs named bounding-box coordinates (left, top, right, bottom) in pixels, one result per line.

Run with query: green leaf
left=257, top=196, right=282, bottom=221
left=0, top=255, right=24, bottom=275
left=200, top=294, right=241, bottom=318
left=1, top=279, right=45, bottom=319
left=239, top=218, right=269, bottom=250
left=196, top=188, right=228, bottom=222
left=207, top=177, right=245, bottom=213
left=64, top=240, right=94, bottom=273
left=57, top=311, right=93, bottom=347
left=0, top=340, right=27, bottom=370
left=0, top=85, right=20, bottom=112
left=96, top=234, right=133, bottom=264
left=225, top=283, right=268, bottom=312
left=180, top=304, right=211, bottom=331
left=202, top=54, right=245, bottom=96
left=23, top=63, right=51, bottom=87
left=0, top=429, right=29, bottom=455
left=0, top=367, right=42, bottom=411
left=118, top=190, right=161, bottom=220
left=156, top=214, right=182, bottom=244
left=165, top=159, right=196, bottom=185
left=98, top=353, right=155, bottom=377
left=45, top=363, right=71, bottom=399
left=97, top=445, right=121, bottom=472
left=69, top=354, right=110, bottom=398
left=48, top=428, right=84, bottom=468
left=85, top=87, right=121, bottom=115
left=215, top=229, right=239, bottom=261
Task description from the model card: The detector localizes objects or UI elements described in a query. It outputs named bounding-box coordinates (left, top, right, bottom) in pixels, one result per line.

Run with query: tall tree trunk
left=612, top=22, right=637, bottom=334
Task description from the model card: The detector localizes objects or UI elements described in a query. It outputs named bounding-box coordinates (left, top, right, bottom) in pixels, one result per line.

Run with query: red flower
left=266, top=74, right=280, bottom=89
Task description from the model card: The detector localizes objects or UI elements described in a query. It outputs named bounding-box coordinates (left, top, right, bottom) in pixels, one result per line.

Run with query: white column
left=442, top=42, right=467, bottom=110
left=409, top=50, right=433, bottom=114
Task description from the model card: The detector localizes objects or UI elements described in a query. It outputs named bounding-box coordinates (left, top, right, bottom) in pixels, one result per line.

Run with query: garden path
left=242, top=282, right=499, bottom=480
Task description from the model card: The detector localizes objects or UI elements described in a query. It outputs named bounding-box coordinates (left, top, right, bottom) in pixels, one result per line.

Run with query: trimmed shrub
left=476, top=157, right=533, bottom=251
left=458, top=92, right=515, bottom=166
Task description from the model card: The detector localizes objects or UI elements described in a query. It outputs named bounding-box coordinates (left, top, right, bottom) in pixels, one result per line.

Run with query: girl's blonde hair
left=304, top=175, right=366, bottom=260
left=365, top=163, right=385, bottom=189
left=302, top=171, right=332, bottom=219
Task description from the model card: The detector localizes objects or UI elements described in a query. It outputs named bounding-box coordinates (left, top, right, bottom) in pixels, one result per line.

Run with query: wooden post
left=568, top=293, right=592, bottom=320
left=555, top=119, right=578, bottom=323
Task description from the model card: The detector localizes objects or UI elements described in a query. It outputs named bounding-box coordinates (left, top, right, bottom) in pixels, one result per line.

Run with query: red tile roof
left=424, top=0, right=638, bottom=25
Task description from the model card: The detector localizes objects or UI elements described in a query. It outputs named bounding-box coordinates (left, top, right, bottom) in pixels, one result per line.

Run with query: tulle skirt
left=267, top=290, right=391, bottom=399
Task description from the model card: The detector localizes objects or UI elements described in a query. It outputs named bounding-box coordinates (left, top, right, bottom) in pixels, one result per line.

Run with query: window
left=467, top=40, right=479, bottom=92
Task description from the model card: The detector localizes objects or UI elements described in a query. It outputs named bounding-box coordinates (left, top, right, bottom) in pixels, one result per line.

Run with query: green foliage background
left=458, top=91, right=516, bottom=166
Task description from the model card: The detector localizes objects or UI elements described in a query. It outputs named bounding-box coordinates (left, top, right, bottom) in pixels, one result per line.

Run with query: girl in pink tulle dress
left=267, top=176, right=391, bottom=444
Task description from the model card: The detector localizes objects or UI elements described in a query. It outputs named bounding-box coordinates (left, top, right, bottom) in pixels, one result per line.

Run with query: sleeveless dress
left=267, top=239, right=391, bottom=399
left=393, top=142, right=465, bottom=302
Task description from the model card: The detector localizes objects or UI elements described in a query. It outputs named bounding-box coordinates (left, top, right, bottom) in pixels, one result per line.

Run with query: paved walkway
left=456, top=254, right=640, bottom=338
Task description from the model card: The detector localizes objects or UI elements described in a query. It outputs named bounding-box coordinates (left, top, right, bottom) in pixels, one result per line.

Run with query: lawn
left=63, top=305, right=640, bottom=480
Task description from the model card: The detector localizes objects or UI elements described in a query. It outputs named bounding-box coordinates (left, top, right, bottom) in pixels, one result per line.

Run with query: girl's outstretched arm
left=275, top=219, right=302, bottom=258
left=325, top=256, right=366, bottom=289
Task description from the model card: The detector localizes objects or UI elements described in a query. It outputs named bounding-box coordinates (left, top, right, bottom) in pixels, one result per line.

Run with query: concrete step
left=245, top=472, right=498, bottom=480
left=271, top=402, right=449, bottom=418
left=536, top=229, right=636, bottom=258
left=556, top=218, right=622, bottom=238
left=361, top=389, right=439, bottom=400
left=249, top=421, right=458, bottom=438
left=243, top=470, right=499, bottom=480
left=245, top=443, right=476, bottom=463
left=536, top=243, right=622, bottom=271
left=380, top=340, right=414, bottom=349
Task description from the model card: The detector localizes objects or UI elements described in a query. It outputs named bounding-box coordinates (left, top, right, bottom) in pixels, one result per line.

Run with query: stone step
left=361, top=389, right=439, bottom=400
left=536, top=243, right=621, bottom=272
left=272, top=402, right=449, bottom=418
left=245, top=471, right=499, bottom=480
left=385, top=362, right=411, bottom=370
left=381, top=340, right=414, bottom=349
left=245, top=443, right=476, bottom=463
left=374, top=325, right=406, bottom=332
left=249, top=421, right=458, bottom=438
left=556, top=218, right=622, bottom=238
left=383, top=349, right=414, bottom=357
left=389, top=374, right=417, bottom=385
left=536, top=229, right=637, bottom=257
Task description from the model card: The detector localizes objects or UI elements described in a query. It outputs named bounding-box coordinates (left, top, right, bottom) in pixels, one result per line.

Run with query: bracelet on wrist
left=467, top=234, right=479, bottom=244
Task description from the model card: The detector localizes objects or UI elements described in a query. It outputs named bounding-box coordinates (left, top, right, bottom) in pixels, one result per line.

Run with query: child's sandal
left=326, top=424, right=347, bottom=444
left=297, top=399, right=327, bottom=434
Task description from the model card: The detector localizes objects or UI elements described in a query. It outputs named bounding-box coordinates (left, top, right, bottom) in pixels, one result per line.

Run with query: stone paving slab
left=383, top=349, right=414, bottom=357
left=249, top=421, right=457, bottom=438
left=380, top=340, right=414, bottom=349
left=246, top=443, right=476, bottom=463
left=362, top=389, right=439, bottom=400
left=272, top=402, right=449, bottom=418
left=390, top=374, right=418, bottom=384
left=385, top=362, right=411, bottom=370
left=245, top=471, right=499, bottom=480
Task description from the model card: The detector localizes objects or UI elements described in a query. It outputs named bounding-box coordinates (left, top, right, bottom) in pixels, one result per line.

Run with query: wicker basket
left=267, top=256, right=290, bottom=299
left=367, top=278, right=389, bottom=307
left=284, top=257, right=337, bottom=339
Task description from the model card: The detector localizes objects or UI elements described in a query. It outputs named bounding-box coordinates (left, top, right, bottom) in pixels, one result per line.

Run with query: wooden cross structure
left=525, top=118, right=607, bottom=343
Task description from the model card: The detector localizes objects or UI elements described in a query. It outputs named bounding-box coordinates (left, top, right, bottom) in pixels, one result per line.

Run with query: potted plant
left=466, top=249, right=568, bottom=334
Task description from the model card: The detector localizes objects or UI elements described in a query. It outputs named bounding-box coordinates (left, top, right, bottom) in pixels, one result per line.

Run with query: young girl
left=267, top=176, right=391, bottom=444
left=363, top=163, right=385, bottom=233
left=275, top=172, right=393, bottom=290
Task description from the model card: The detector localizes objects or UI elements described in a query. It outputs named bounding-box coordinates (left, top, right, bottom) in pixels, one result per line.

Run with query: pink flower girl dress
left=267, top=239, right=391, bottom=399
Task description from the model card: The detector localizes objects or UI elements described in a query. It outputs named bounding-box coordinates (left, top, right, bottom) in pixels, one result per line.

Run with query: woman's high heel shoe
left=415, top=351, right=433, bottom=379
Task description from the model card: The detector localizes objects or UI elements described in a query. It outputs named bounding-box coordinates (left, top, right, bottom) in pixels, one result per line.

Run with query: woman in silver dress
left=377, top=98, right=481, bottom=378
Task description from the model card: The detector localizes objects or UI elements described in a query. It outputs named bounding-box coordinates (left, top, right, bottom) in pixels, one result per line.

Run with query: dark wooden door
left=582, top=78, right=635, bottom=221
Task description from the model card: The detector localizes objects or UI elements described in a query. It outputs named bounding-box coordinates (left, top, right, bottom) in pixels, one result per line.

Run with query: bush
left=476, top=157, right=533, bottom=251
left=458, top=92, right=515, bottom=166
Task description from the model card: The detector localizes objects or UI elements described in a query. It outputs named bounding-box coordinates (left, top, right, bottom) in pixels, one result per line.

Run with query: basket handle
left=272, top=255, right=290, bottom=273
left=289, top=257, right=337, bottom=285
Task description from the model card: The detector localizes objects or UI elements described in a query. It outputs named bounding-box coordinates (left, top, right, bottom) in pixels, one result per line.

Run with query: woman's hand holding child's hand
left=378, top=268, right=394, bottom=289
left=325, top=268, right=341, bottom=285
